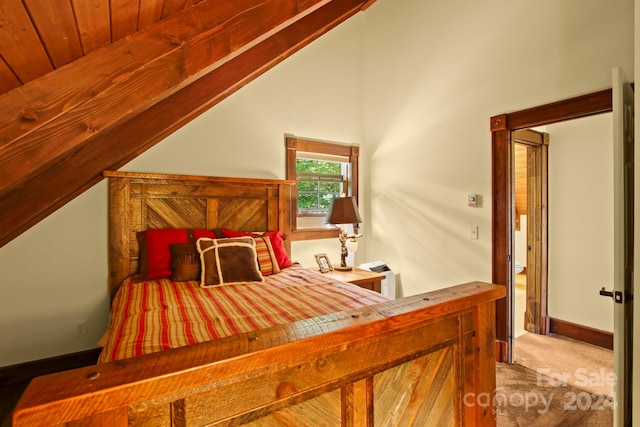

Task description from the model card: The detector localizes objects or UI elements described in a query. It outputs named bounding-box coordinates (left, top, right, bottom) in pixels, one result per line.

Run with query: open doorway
left=490, top=89, right=613, bottom=362
left=493, top=93, right=618, bottom=424
left=512, top=130, right=548, bottom=341
left=511, top=117, right=615, bottom=363
left=493, top=77, right=634, bottom=423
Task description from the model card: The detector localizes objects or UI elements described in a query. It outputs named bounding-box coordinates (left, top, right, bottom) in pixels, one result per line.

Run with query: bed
left=13, top=171, right=505, bottom=426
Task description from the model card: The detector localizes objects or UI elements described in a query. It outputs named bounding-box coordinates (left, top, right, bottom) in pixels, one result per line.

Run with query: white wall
left=0, top=16, right=366, bottom=367
left=547, top=114, right=614, bottom=332
left=514, top=215, right=527, bottom=268
left=361, top=0, right=633, bottom=297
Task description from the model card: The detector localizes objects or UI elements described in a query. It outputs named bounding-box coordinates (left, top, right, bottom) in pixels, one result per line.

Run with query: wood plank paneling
left=514, top=143, right=527, bottom=229
left=138, top=0, right=165, bottom=30
left=0, top=0, right=371, bottom=248
left=67, top=407, right=128, bottom=427
left=23, top=0, right=84, bottom=68
left=105, top=171, right=294, bottom=295
left=0, top=59, right=20, bottom=93
left=374, top=348, right=456, bottom=426
left=72, top=0, right=112, bottom=54
left=342, top=379, right=372, bottom=426
left=0, top=0, right=326, bottom=189
left=110, top=0, right=141, bottom=41
left=0, top=0, right=53, bottom=83
left=473, top=300, right=498, bottom=426
left=0, top=0, right=214, bottom=98
left=162, top=0, right=187, bottom=19
left=128, top=401, right=171, bottom=426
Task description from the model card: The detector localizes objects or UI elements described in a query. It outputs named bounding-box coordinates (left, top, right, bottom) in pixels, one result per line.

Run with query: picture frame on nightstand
left=314, top=253, right=333, bottom=273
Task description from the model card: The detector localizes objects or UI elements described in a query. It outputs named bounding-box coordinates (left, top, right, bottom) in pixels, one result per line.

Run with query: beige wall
left=0, top=0, right=634, bottom=367
left=0, top=16, right=366, bottom=367
left=361, top=0, right=633, bottom=297
left=547, top=114, right=614, bottom=332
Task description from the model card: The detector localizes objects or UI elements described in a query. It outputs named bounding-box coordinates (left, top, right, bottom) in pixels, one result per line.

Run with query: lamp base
left=333, top=265, right=353, bottom=271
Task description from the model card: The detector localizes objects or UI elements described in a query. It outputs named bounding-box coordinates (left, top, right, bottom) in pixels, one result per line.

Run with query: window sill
left=291, top=228, right=339, bottom=241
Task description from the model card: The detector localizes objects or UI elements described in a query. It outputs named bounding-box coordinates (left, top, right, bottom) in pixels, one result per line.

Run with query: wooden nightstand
left=315, top=267, right=385, bottom=293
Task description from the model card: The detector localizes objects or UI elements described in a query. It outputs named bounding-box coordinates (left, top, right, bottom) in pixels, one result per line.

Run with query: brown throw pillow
left=197, top=237, right=264, bottom=286
left=169, top=243, right=200, bottom=281
left=134, top=228, right=216, bottom=282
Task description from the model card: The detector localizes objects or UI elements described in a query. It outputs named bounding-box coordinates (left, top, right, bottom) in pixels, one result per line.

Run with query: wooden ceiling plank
left=0, top=0, right=369, bottom=248
left=0, top=58, right=21, bottom=94
left=0, top=34, right=175, bottom=148
left=0, top=0, right=327, bottom=197
left=0, top=0, right=316, bottom=150
left=0, top=0, right=53, bottom=83
left=111, top=0, right=141, bottom=42
left=162, top=0, right=187, bottom=19
left=138, top=0, right=164, bottom=30
left=23, top=0, right=84, bottom=69
left=71, top=0, right=112, bottom=54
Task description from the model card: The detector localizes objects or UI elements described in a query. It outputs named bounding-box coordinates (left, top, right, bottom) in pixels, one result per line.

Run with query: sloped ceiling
left=0, top=0, right=376, bottom=247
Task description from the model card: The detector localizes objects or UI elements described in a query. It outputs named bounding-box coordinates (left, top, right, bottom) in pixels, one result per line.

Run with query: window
left=286, top=136, right=359, bottom=240
left=297, top=158, right=346, bottom=215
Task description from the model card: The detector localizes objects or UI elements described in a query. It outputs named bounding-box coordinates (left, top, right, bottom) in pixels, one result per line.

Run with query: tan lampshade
left=327, top=196, right=362, bottom=225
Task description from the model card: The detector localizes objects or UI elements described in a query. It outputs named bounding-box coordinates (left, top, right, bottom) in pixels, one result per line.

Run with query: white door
left=611, top=66, right=634, bottom=426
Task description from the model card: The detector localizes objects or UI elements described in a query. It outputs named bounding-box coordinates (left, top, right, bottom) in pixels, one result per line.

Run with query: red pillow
left=221, top=229, right=293, bottom=268
left=138, top=228, right=216, bottom=280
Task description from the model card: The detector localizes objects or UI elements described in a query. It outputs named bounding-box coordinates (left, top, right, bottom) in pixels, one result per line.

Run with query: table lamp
left=326, top=196, right=362, bottom=271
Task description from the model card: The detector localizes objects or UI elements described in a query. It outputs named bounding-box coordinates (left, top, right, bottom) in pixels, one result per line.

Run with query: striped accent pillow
left=253, top=236, right=280, bottom=276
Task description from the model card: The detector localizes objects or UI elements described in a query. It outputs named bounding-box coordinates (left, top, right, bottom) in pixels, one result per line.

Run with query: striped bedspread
left=98, top=266, right=387, bottom=362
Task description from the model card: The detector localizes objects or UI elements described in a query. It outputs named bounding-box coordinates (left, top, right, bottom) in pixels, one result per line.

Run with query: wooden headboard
left=104, top=171, right=295, bottom=298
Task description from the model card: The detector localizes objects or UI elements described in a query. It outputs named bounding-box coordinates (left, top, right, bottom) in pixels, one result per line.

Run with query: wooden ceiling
left=0, top=0, right=205, bottom=95
left=0, top=0, right=376, bottom=248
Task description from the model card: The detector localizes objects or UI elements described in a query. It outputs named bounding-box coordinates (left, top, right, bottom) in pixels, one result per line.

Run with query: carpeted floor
left=514, top=333, right=614, bottom=396
left=496, top=363, right=613, bottom=426
left=496, top=333, right=614, bottom=426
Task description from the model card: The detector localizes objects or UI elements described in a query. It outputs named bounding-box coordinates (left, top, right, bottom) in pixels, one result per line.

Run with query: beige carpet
left=495, top=332, right=614, bottom=426
left=496, top=362, right=614, bottom=426
left=514, top=333, right=614, bottom=396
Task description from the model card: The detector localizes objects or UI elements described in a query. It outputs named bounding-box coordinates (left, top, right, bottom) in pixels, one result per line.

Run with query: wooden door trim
left=490, top=89, right=612, bottom=362
left=513, top=130, right=548, bottom=336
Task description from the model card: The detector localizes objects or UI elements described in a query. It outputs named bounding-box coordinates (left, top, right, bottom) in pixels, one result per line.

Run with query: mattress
left=98, top=265, right=387, bottom=362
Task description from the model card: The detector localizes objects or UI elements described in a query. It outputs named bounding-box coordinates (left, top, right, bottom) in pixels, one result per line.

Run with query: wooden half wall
left=14, top=282, right=505, bottom=426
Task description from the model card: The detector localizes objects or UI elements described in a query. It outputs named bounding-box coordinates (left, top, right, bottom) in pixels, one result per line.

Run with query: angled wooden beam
left=0, top=0, right=374, bottom=247
left=0, top=0, right=327, bottom=191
